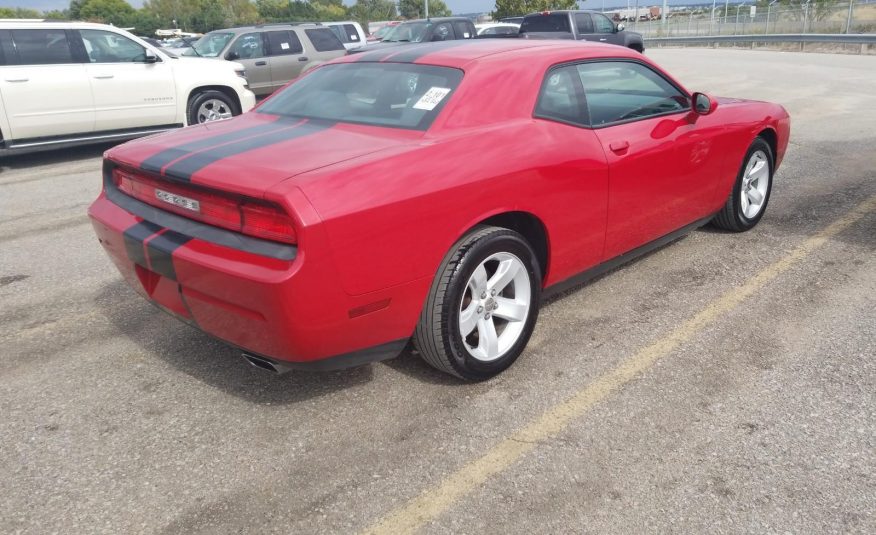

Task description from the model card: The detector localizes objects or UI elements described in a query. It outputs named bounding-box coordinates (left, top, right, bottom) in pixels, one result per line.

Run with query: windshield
left=521, top=14, right=572, bottom=33
left=374, top=25, right=397, bottom=39
left=258, top=63, right=463, bottom=131
left=187, top=32, right=234, bottom=57
left=383, top=21, right=430, bottom=43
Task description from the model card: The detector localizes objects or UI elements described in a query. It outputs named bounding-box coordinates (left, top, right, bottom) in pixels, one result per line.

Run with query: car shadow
left=94, top=280, right=375, bottom=405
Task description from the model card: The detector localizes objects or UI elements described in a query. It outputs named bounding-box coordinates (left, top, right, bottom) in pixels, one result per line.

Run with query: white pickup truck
left=0, top=21, right=256, bottom=154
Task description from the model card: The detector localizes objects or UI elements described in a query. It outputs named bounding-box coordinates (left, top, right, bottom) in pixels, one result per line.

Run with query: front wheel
left=712, top=137, right=774, bottom=232
left=187, top=90, right=239, bottom=125
left=414, top=226, right=542, bottom=381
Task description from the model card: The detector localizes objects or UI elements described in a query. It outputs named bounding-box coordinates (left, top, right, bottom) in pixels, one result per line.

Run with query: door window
left=228, top=33, right=265, bottom=60
left=576, top=62, right=688, bottom=126
left=10, top=29, right=75, bottom=65
left=304, top=28, right=344, bottom=52
left=452, top=21, right=473, bottom=39
left=575, top=13, right=594, bottom=34
left=592, top=14, right=615, bottom=33
left=343, top=24, right=360, bottom=42
left=266, top=30, right=303, bottom=56
left=80, top=30, right=148, bottom=63
left=430, top=23, right=455, bottom=41
left=534, top=65, right=586, bottom=126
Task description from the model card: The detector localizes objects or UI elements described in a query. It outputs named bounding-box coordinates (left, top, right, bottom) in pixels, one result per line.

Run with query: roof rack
left=253, top=21, right=324, bottom=28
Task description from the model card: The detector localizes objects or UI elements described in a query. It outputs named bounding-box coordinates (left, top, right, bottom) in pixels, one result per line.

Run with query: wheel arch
left=186, top=85, right=241, bottom=122
left=471, top=211, right=550, bottom=284
left=756, top=127, right=778, bottom=168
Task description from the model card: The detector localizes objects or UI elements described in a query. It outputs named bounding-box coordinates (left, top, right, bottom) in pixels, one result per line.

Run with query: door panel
left=265, top=30, right=305, bottom=92
left=0, top=29, right=93, bottom=140
left=79, top=29, right=177, bottom=131
left=227, top=32, right=272, bottom=95
left=590, top=13, right=624, bottom=45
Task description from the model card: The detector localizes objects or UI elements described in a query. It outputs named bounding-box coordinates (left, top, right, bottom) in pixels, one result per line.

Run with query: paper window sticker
left=463, top=32, right=470, bottom=38
left=413, top=87, right=452, bottom=111
left=280, top=42, right=289, bottom=50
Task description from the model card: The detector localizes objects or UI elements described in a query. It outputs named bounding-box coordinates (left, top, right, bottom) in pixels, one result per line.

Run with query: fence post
left=846, top=0, right=855, bottom=34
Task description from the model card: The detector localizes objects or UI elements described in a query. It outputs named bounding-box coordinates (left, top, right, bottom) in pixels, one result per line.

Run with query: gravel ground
left=0, top=49, right=873, bottom=534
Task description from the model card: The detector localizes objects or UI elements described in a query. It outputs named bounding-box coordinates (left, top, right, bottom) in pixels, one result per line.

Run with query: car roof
left=401, top=17, right=472, bottom=23
left=523, top=10, right=599, bottom=15
left=0, top=21, right=131, bottom=30
left=336, top=39, right=639, bottom=69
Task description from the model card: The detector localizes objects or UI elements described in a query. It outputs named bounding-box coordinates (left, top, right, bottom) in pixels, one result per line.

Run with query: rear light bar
left=112, top=167, right=297, bottom=245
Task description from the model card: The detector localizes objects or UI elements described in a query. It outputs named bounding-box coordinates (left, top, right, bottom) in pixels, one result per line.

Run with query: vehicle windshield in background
left=373, top=24, right=397, bottom=40
left=521, top=14, right=572, bottom=33
left=186, top=32, right=234, bottom=57
left=382, top=22, right=430, bottom=43
left=258, top=63, right=463, bottom=130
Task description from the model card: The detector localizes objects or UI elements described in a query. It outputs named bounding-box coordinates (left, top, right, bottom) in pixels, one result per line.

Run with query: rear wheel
left=712, top=137, right=774, bottom=232
left=414, top=226, right=541, bottom=381
left=187, top=90, right=239, bottom=125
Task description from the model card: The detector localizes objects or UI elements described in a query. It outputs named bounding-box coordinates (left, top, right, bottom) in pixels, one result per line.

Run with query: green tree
left=493, top=0, right=580, bottom=20
left=0, top=7, right=42, bottom=18
left=349, top=0, right=398, bottom=28
left=43, top=9, right=70, bottom=19
left=398, top=0, right=452, bottom=19
left=69, top=0, right=85, bottom=19
left=79, top=0, right=136, bottom=25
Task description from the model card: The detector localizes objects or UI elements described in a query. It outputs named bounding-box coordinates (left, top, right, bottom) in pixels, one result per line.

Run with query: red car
left=88, top=40, right=790, bottom=380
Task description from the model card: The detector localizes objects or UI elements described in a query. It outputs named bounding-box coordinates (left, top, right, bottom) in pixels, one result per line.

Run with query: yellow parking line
left=364, top=194, right=876, bottom=535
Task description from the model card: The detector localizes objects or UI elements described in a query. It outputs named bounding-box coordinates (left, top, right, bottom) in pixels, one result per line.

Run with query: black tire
left=413, top=226, right=542, bottom=381
left=712, top=137, right=774, bottom=232
left=187, top=90, right=240, bottom=125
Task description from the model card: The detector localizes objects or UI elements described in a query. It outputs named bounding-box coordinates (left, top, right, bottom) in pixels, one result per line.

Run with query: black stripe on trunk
left=123, top=221, right=162, bottom=269
left=145, top=230, right=193, bottom=281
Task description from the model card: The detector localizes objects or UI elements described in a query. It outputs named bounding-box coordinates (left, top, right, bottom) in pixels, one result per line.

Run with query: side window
left=228, top=32, right=264, bottom=60
left=576, top=62, right=689, bottom=126
left=79, top=30, right=147, bottom=63
left=452, top=21, right=473, bottom=39
left=574, top=13, right=594, bottom=34
left=10, top=29, right=75, bottom=65
left=304, top=28, right=344, bottom=52
left=344, top=24, right=361, bottom=42
left=592, top=14, right=615, bottom=34
left=534, top=65, right=586, bottom=126
left=266, top=30, right=302, bottom=56
left=431, top=23, right=455, bottom=41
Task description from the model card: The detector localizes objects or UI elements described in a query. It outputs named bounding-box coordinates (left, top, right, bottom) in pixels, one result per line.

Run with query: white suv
left=0, top=21, right=256, bottom=154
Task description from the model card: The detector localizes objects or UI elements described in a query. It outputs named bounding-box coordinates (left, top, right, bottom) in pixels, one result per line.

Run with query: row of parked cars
left=0, top=11, right=642, bottom=155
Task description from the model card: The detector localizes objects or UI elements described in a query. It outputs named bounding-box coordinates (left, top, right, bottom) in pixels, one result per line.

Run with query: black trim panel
left=146, top=230, right=193, bottom=280
left=123, top=221, right=161, bottom=269
left=106, top=186, right=297, bottom=261
left=241, top=338, right=409, bottom=373
left=543, top=214, right=715, bottom=300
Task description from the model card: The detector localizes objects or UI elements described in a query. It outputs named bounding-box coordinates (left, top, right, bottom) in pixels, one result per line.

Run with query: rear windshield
left=521, top=14, right=572, bottom=33
left=305, top=28, right=345, bottom=52
left=258, top=63, right=463, bottom=131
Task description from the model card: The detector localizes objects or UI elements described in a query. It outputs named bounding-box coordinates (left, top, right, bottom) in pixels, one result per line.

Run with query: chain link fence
left=617, top=1, right=876, bottom=37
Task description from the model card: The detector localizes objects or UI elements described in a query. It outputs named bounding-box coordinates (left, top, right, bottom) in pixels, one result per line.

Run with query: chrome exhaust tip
left=242, top=353, right=290, bottom=375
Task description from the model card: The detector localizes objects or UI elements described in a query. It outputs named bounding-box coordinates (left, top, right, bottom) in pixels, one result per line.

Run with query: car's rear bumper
left=88, top=190, right=425, bottom=370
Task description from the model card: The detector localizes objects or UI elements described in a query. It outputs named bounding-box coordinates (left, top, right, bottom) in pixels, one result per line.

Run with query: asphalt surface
left=1, top=49, right=874, bottom=534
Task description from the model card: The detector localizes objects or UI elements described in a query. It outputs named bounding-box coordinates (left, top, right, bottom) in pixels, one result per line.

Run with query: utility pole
left=425, top=0, right=429, bottom=19
left=662, top=0, right=668, bottom=25
left=846, top=0, right=855, bottom=33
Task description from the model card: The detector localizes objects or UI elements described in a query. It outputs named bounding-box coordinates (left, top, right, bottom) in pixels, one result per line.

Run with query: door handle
left=298, top=56, right=309, bottom=62
left=609, top=140, right=630, bottom=154
left=4, top=77, right=28, bottom=82
left=255, top=61, right=267, bottom=66
left=93, top=74, right=114, bottom=79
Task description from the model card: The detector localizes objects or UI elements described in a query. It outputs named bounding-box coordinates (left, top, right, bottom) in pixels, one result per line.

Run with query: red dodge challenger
left=88, top=40, right=790, bottom=380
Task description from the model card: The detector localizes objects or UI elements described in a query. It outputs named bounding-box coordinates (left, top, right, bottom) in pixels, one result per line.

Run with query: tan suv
left=185, top=23, right=347, bottom=97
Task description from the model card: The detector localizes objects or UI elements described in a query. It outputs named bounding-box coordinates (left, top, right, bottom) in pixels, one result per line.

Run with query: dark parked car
left=351, top=17, right=476, bottom=53
left=520, top=10, right=644, bottom=52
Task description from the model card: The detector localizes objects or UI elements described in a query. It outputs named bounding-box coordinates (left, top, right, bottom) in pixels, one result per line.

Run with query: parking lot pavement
left=0, top=49, right=873, bottom=534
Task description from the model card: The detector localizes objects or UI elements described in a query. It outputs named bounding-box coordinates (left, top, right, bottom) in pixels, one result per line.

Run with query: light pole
left=846, top=0, right=855, bottom=33
left=735, top=1, right=746, bottom=35
left=711, top=0, right=717, bottom=34
left=724, top=0, right=730, bottom=27
left=766, top=0, right=779, bottom=35
left=425, top=0, right=429, bottom=19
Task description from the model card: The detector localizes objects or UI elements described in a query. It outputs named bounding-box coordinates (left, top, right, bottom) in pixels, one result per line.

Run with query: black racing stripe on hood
left=139, top=122, right=284, bottom=174
left=123, top=221, right=162, bottom=268
left=162, top=120, right=337, bottom=182
left=146, top=230, right=192, bottom=281
left=354, top=45, right=405, bottom=62
left=382, top=40, right=476, bottom=63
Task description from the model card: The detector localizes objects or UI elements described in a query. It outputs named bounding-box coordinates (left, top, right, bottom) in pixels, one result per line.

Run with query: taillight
left=112, top=167, right=297, bottom=244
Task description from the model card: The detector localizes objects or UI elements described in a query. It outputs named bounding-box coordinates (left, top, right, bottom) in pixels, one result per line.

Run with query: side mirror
left=616, top=23, right=625, bottom=32
left=692, top=92, right=718, bottom=115
left=226, top=51, right=239, bottom=61
left=144, top=49, right=159, bottom=63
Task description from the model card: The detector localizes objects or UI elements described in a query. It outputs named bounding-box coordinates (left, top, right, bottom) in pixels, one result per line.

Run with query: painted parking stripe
left=362, top=194, right=876, bottom=535
left=162, top=120, right=336, bottom=182
left=122, top=220, right=162, bottom=270
left=139, top=121, right=283, bottom=174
